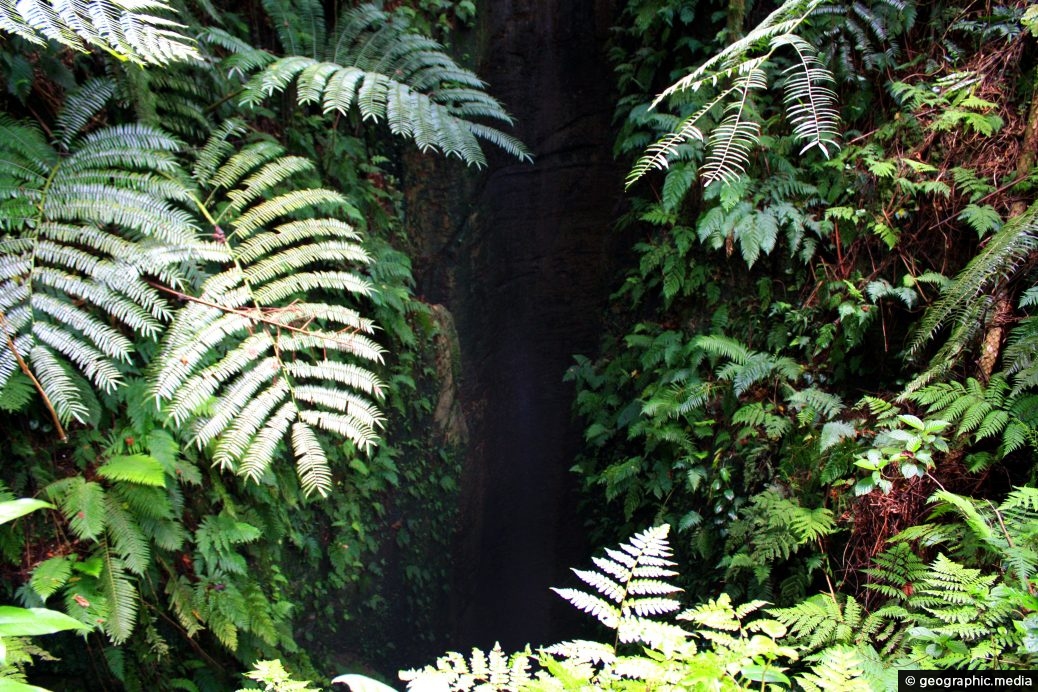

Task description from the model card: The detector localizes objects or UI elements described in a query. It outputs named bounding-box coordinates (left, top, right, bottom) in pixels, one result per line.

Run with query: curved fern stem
left=0, top=310, right=66, bottom=440
left=147, top=282, right=367, bottom=349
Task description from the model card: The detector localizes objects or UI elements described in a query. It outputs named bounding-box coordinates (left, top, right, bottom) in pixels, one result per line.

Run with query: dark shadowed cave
left=403, top=0, right=626, bottom=655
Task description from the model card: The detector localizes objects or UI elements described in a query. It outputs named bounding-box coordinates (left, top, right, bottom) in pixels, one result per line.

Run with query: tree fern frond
left=54, top=77, right=117, bottom=149
left=541, top=639, right=617, bottom=665
left=0, top=112, right=201, bottom=424
left=701, top=68, right=766, bottom=187
left=629, top=0, right=832, bottom=187
left=239, top=4, right=530, bottom=166
left=0, top=0, right=200, bottom=64
left=153, top=127, right=385, bottom=496
left=28, top=344, right=91, bottom=423
left=625, top=102, right=710, bottom=186
left=290, top=420, right=331, bottom=496
left=773, top=34, right=840, bottom=157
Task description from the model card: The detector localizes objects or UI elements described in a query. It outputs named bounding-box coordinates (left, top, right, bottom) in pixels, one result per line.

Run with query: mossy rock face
left=401, top=0, right=628, bottom=654
left=429, top=303, right=468, bottom=448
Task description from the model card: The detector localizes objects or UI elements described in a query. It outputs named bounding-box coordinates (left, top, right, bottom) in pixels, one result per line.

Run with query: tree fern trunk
left=726, top=0, right=746, bottom=40
left=978, top=68, right=1038, bottom=381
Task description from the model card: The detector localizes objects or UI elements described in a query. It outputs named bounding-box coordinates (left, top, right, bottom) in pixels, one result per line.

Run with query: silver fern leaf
left=239, top=3, right=530, bottom=167
left=0, top=109, right=194, bottom=430
left=0, top=0, right=200, bottom=64
left=629, top=0, right=839, bottom=188
left=153, top=124, right=385, bottom=497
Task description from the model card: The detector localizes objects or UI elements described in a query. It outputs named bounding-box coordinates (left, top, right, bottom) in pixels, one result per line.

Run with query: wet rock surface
left=404, top=0, right=624, bottom=653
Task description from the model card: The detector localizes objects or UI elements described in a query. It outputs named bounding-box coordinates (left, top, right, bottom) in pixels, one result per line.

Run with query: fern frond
left=625, top=98, right=715, bottom=186
left=555, top=525, right=679, bottom=637
left=46, top=477, right=106, bottom=540
left=774, top=34, right=840, bottom=157
left=103, top=494, right=150, bottom=576
left=100, top=551, right=139, bottom=644
left=796, top=645, right=871, bottom=692
left=909, top=204, right=1038, bottom=357
left=153, top=127, right=385, bottom=497
left=0, top=114, right=195, bottom=425
left=0, top=0, right=200, bottom=64
left=701, top=68, right=766, bottom=187
left=262, top=0, right=324, bottom=58
left=770, top=593, right=864, bottom=651
left=551, top=588, right=621, bottom=629
left=239, top=4, right=529, bottom=166
left=55, top=78, right=117, bottom=149
left=694, top=334, right=752, bottom=363
left=629, top=0, right=831, bottom=186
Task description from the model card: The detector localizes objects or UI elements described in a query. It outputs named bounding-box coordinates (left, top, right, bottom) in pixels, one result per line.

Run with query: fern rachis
left=152, top=124, right=386, bottom=497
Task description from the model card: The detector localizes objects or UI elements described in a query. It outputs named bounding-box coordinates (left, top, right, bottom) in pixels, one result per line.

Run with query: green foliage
left=152, top=123, right=385, bottom=497
left=403, top=525, right=804, bottom=691
left=907, top=375, right=1038, bottom=460
left=0, top=0, right=200, bottom=64
left=723, top=491, right=836, bottom=601
left=0, top=498, right=89, bottom=691
left=852, top=412, right=950, bottom=494
left=240, top=3, right=530, bottom=167
left=628, top=0, right=839, bottom=187
left=907, top=203, right=1038, bottom=388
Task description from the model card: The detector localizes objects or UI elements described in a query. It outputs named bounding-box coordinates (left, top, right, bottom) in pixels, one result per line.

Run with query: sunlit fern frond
left=153, top=123, right=385, bottom=497
left=399, top=643, right=535, bottom=692
left=652, top=0, right=824, bottom=105
left=553, top=524, right=683, bottom=645
left=774, top=34, right=840, bottom=157
left=625, top=92, right=725, bottom=187
left=0, top=0, right=200, bottom=64
left=239, top=3, right=530, bottom=167
left=0, top=104, right=195, bottom=427
left=701, top=67, right=766, bottom=187
left=795, top=645, right=873, bottom=692
left=629, top=0, right=839, bottom=188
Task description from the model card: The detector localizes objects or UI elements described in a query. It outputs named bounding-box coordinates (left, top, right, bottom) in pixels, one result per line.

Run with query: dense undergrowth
left=569, top=0, right=1038, bottom=605
left=3, top=0, right=1038, bottom=690
left=0, top=0, right=509, bottom=687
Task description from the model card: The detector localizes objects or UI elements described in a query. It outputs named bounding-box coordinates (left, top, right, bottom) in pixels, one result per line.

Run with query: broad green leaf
left=0, top=678, right=52, bottom=691
left=0, top=499, right=53, bottom=525
left=0, top=606, right=88, bottom=636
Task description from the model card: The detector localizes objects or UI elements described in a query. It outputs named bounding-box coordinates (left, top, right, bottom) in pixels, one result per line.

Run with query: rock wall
left=403, top=0, right=624, bottom=653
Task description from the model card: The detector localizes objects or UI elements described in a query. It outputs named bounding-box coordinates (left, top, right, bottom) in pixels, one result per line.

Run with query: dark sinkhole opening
left=400, top=0, right=628, bottom=660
